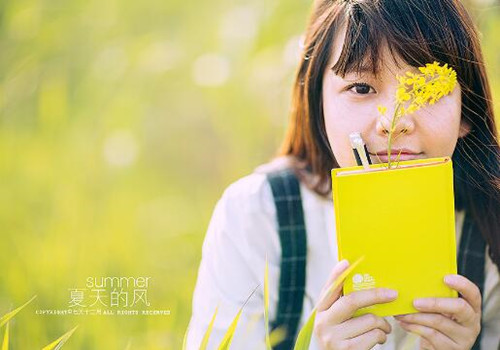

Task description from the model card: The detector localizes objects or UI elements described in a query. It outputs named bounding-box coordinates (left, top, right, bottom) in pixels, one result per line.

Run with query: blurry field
left=0, top=0, right=499, bottom=348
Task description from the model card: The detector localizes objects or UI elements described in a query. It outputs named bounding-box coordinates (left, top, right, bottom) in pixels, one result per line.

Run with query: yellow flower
left=377, top=105, right=387, bottom=115
left=396, top=61, right=457, bottom=117
left=377, top=61, right=458, bottom=169
left=396, top=88, right=411, bottom=103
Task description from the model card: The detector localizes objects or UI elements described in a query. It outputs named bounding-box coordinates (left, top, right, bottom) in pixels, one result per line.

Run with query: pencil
left=349, top=132, right=372, bottom=169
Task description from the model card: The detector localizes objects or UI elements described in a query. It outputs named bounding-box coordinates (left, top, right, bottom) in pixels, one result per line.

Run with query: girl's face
left=322, top=30, right=470, bottom=168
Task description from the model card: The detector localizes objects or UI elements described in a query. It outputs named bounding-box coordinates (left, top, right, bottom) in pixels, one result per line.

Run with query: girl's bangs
left=331, top=2, right=459, bottom=79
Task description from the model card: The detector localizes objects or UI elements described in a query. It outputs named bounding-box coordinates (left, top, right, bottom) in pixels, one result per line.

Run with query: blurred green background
left=0, top=0, right=499, bottom=348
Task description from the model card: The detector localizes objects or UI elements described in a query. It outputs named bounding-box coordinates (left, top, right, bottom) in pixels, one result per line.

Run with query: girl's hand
left=394, top=274, right=481, bottom=350
left=313, top=260, right=398, bottom=350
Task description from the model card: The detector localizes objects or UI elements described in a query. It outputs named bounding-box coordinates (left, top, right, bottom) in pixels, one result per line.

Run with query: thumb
left=316, top=259, right=349, bottom=312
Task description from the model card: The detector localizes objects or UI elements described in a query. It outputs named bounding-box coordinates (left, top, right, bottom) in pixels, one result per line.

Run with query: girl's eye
left=347, top=82, right=376, bottom=95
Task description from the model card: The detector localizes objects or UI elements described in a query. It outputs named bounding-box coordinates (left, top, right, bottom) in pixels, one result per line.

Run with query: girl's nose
left=376, top=113, right=415, bottom=136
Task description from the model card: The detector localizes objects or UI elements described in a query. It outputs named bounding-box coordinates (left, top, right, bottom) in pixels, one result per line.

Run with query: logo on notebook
left=352, top=273, right=376, bottom=290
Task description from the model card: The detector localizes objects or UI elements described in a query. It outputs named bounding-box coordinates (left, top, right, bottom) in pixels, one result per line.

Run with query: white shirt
left=187, top=158, right=500, bottom=349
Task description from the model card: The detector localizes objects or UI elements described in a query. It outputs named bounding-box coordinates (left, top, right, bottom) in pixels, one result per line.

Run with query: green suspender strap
left=457, top=211, right=486, bottom=350
left=266, top=169, right=308, bottom=350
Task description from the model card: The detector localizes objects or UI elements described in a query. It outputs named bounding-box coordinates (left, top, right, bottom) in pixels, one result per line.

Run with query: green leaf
left=293, top=309, right=316, bottom=350
left=0, top=295, right=37, bottom=328
left=263, top=262, right=287, bottom=348
left=317, top=256, right=365, bottom=306
left=264, top=256, right=271, bottom=350
left=181, top=326, right=188, bottom=350
left=41, top=325, right=78, bottom=350
left=200, top=305, right=219, bottom=350
left=1, top=322, right=9, bottom=350
left=217, top=285, right=259, bottom=350
left=269, top=326, right=287, bottom=347
left=217, top=309, right=242, bottom=350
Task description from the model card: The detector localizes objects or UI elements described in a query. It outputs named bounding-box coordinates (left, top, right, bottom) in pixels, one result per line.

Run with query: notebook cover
left=331, top=156, right=458, bottom=317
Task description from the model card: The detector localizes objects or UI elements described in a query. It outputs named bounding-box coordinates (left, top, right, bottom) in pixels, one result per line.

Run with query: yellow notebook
left=331, top=156, right=458, bottom=317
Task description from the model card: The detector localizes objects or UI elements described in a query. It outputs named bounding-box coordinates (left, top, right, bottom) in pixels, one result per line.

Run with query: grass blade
left=200, top=305, right=219, bottom=350
left=293, top=256, right=365, bottom=350
left=264, top=256, right=271, bottom=350
left=317, top=256, right=365, bottom=307
left=216, top=309, right=242, bottom=350
left=1, top=322, right=8, bottom=350
left=293, top=309, right=316, bottom=350
left=217, top=285, right=259, bottom=350
left=41, top=325, right=78, bottom=350
left=181, top=326, right=188, bottom=350
left=269, top=326, right=287, bottom=347
left=0, top=295, right=37, bottom=328
left=263, top=257, right=288, bottom=348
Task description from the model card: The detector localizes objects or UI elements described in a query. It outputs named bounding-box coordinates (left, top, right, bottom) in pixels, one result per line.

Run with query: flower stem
left=387, top=104, right=402, bottom=169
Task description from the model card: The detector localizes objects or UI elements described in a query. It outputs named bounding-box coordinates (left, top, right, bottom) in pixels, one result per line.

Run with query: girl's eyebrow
left=330, top=65, right=372, bottom=72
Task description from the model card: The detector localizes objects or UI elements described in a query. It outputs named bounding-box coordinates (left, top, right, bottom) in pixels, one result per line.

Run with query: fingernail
left=413, top=299, right=425, bottom=308
left=444, top=275, right=454, bottom=284
left=338, top=259, right=349, bottom=268
left=385, top=289, right=398, bottom=298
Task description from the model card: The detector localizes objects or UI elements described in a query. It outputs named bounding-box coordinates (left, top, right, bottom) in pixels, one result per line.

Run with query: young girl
left=186, top=1, right=500, bottom=349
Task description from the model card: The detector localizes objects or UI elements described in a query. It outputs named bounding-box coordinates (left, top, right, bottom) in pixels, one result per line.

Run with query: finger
left=399, top=320, right=458, bottom=349
left=444, top=274, right=482, bottom=313
left=413, top=297, right=476, bottom=325
left=420, top=338, right=434, bottom=350
left=343, top=328, right=388, bottom=349
left=335, top=313, right=392, bottom=338
left=328, top=288, right=398, bottom=323
left=395, top=313, right=464, bottom=340
left=316, top=260, right=349, bottom=312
